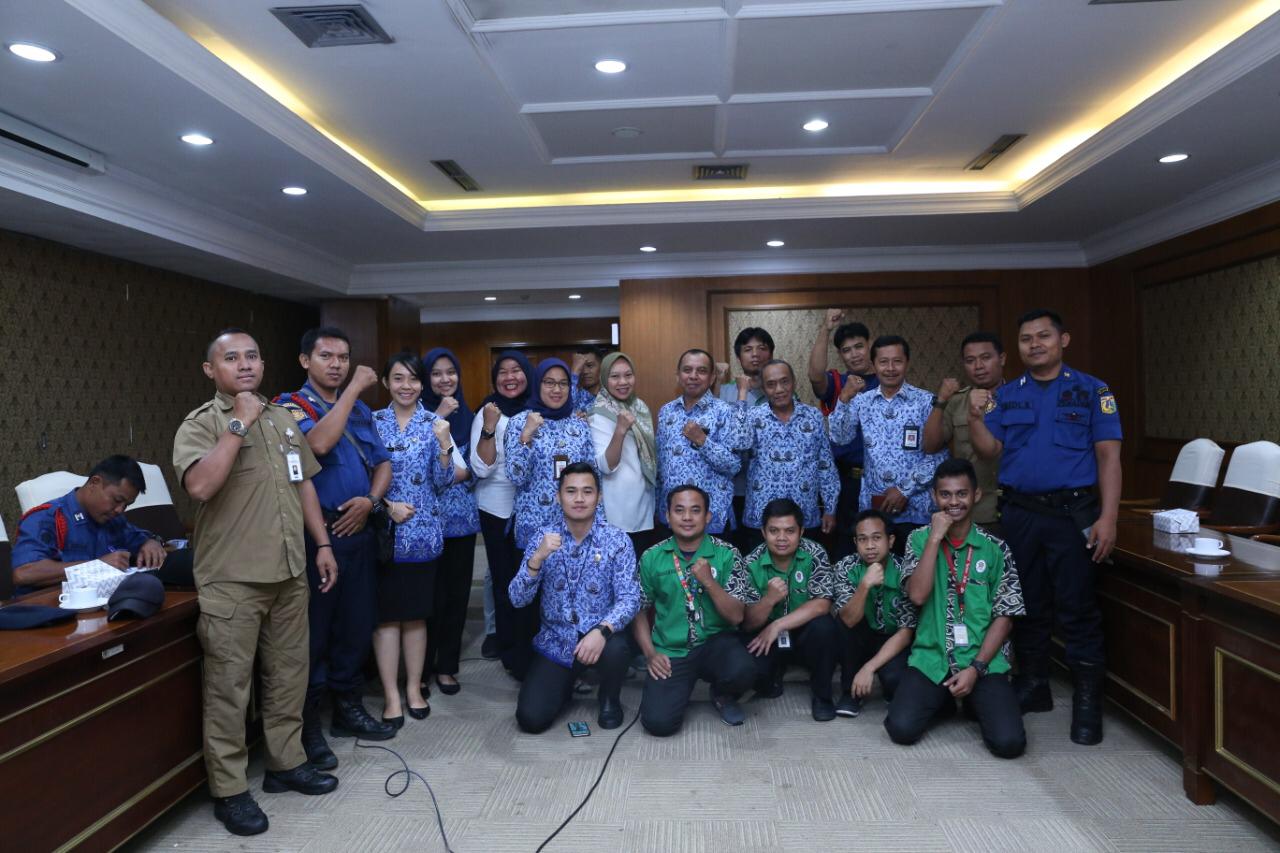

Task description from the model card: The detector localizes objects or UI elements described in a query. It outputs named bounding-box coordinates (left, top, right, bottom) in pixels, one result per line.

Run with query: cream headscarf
left=591, top=352, right=657, bottom=486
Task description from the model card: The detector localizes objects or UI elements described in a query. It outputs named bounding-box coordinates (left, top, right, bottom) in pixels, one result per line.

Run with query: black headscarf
left=479, top=349, right=533, bottom=418
left=421, top=347, right=474, bottom=443
left=531, top=359, right=574, bottom=420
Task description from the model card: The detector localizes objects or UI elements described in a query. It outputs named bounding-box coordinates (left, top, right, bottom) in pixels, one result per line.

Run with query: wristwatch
left=594, top=623, right=614, bottom=640
left=366, top=494, right=384, bottom=513
left=480, top=428, right=497, bottom=440
left=971, top=659, right=989, bottom=677
left=227, top=418, right=248, bottom=437
left=931, top=395, right=946, bottom=409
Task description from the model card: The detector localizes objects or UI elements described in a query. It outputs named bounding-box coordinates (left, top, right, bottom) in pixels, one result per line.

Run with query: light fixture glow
left=484, top=296, right=497, bottom=301
left=568, top=294, right=582, bottom=300
left=766, top=239, right=785, bottom=248
left=594, top=59, right=626, bottom=74
left=281, top=186, right=307, bottom=196
left=802, top=119, right=828, bottom=132
left=639, top=245, right=657, bottom=253
left=181, top=133, right=214, bottom=146
left=8, top=43, right=58, bottom=62
left=1158, top=152, right=1189, bottom=164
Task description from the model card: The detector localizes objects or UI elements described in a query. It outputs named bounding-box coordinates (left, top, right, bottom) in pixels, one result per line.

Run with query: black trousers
left=626, top=528, right=667, bottom=561
left=428, top=534, right=476, bottom=676
left=742, top=615, right=839, bottom=700
left=515, top=634, right=631, bottom=734
left=831, top=459, right=862, bottom=561
left=835, top=619, right=910, bottom=700
left=884, top=666, right=1026, bottom=759
left=1000, top=501, right=1104, bottom=671
left=481, top=511, right=537, bottom=677
left=305, top=529, right=376, bottom=697
left=639, top=633, right=756, bottom=737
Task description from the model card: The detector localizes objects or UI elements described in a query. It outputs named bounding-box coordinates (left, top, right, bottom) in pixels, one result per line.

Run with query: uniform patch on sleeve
left=1100, top=395, right=1117, bottom=415
left=288, top=406, right=307, bottom=422
left=1096, top=385, right=1111, bottom=396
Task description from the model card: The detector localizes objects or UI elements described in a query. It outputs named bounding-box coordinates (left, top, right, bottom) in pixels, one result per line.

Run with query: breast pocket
left=1000, top=408, right=1036, bottom=449
left=231, top=438, right=268, bottom=483
left=1053, top=410, right=1090, bottom=450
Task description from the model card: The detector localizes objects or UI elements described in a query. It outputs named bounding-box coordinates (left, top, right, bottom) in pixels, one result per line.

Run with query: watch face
left=228, top=419, right=246, bottom=436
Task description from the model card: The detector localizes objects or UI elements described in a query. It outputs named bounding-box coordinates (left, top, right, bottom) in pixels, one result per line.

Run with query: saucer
left=1186, top=546, right=1229, bottom=558
left=60, top=596, right=109, bottom=613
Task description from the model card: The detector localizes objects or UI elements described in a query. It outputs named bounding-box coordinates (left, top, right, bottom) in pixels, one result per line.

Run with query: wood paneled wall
left=320, top=297, right=421, bottom=408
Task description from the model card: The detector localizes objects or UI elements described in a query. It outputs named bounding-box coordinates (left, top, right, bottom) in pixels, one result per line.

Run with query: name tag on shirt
left=553, top=454, right=569, bottom=480
left=953, top=624, right=970, bottom=647
left=286, top=451, right=304, bottom=483
left=902, top=425, right=920, bottom=451
left=776, top=630, right=791, bottom=649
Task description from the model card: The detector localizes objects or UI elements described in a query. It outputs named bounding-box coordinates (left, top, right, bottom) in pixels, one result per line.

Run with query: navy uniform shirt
left=984, top=364, right=1121, bottom=493
left=275, top=382, right=391, bottom=510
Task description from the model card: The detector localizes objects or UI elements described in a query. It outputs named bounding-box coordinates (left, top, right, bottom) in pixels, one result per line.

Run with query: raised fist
left=350, top=365, right=378, bottom=393
left=431, top=418, right=452, bottom=445
left=537, top=531, right=563, bottom=558
left=690, top=557, right=714, bottom=586
left=929, top=510, right=952, bottom=543
left=233, top=391, right=264, bottom=427
left=714, top=362, right=730, bottom=384
left=863, top=561, right=885, bottom=588
left=481, top=402, right=501, bottom=430
left=839, top=374, right=866, bottom=404
left=825, top=308, right=845, bottom=331
left=766, top=576, right=788, bottom=602
left=615, top=410, right=636, bottom=434
left=572, top=353, right=587, bottom=376
left=938, top=377, right=962, bottom=403
left=521, top=411, right=545, bottom=444
left=435, top=396, right=460, bottom=419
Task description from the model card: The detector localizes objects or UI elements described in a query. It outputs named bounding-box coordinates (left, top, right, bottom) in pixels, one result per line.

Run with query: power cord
left=354, top=739, right=455, bottom=853
left=535, top=711, right=641, bottom=852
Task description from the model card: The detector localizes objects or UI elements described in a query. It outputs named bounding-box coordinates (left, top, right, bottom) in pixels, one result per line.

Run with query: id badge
left=902, top=424, right=920, bottom=450
left=776, top=629, right=791, bottom=649
left=286, top=451, right=304, bottom=483
left=952, top=623, right=970, bottom=646
left=553, top=454, right=569, bottom=480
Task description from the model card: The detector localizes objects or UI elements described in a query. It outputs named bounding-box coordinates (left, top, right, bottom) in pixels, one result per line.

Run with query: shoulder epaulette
left=18, top=503, right=67, bottom=550
left=276, top=392, right=320, bottom=422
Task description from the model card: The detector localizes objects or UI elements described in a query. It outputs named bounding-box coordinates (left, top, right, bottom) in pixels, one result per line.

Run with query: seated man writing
left=740, top=498, right=840, bottom=722
left=884, top=458, right=1026, bottom=758
left=509, top=463, right=640, bottom=733
left=11, top=455, right=167, bottom=596
left=634, top=484, right=759, bottom=735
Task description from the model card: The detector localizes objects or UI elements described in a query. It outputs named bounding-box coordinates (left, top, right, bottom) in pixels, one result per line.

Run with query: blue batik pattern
left=422, top=409, right=481, bottom=538
left=654, top=392, right=741, bottom=534
left=373, top=406, right=452, bottom=562
left=732, top=400, right=839, bottom=529
left=504, top=411, right=599, bottom=549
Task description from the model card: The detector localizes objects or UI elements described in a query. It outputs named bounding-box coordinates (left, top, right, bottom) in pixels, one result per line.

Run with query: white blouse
left=470, top=412, right=515, bottom=518
left=590, top=412, right=655, bottom=533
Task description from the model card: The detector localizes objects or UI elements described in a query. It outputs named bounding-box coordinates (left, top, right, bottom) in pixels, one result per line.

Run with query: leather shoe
left=481, top=633, right=500, bottom=660
left=331, top=694, right=396, bottom=740
left=811, top=696, right=836, bottom=722
left=597, top=696, right=624, bottom=729
left=382, top=715, right=404, bottom=731
left=435, top=675, right=461, bottom=695
left=214, top=791, right=269, bottom=836
left=407, top=703, right=431, bottom=720
left=754, top=679, right=785, bottom=699
left=263, top=762, right=339, bottom=796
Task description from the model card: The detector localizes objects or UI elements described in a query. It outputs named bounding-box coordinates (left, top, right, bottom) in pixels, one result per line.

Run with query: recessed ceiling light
left=612, top=127, right=643, bottom=139
left=8, top=43, right=58, bottom=63
left=766, top=239, right=785, bottom=248
left=568, top=294, right=582, bottom=300
left=1158, top=153, right=1189, bottom=164
left=802, top=119, right=828, bottom=132
left=594, top=59, right=626, bottom=74
left=639, top=245, right=657, bottom=253
left=281, top=186, right=307, bottom=196
left=484, top=296, right=497, bottom=302
left=181, top=133, right=214, bottom=146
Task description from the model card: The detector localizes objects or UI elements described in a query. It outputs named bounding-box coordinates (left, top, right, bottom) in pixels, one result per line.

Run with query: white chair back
left=15, top=471, right=87, bottom=513
left=1222, top=441, right=1280, bottom=499
left=0, top=514, right=8, bottom=542
left=129, top=462, right=175, bottom=509
left=1169, top=438, right=1225, bottom=488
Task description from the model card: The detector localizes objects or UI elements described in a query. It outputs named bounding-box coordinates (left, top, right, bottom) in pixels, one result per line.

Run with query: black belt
left=999, top=486, right=1098, bottom=526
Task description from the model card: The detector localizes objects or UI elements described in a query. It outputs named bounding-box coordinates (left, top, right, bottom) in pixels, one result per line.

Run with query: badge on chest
left=902, top=424, right=920, bottom=451
left=286, top=451, right=304, bottom=483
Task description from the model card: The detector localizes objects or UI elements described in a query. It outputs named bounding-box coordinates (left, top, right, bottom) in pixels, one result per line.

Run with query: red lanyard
left=943, top=540, right=974, bottom=617
left=672, top=552, right=702, bottom=625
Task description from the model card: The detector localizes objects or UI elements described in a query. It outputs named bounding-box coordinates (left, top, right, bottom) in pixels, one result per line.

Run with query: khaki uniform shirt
left=940, top=389, right=1000, bottom=524
left=173, top=391, right=321, bottom=586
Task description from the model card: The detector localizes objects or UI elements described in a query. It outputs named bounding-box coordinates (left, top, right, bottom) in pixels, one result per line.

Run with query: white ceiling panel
left=723, top=95, right=928, bottom=154
left=463, top=0, right=722, bottom=22
left=527, top=106, right=717, bottom=159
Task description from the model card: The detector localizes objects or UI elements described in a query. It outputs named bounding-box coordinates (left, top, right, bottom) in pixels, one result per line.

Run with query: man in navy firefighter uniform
left=967, top=309, right=1121, bottom=746
left=276, top=326, right=396, bottom=768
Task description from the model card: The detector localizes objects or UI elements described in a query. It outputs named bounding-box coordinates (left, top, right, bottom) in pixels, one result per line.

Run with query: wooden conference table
left=1080, top=519, right=1280, bottom=826
left=0, top=588, right=203, bottom=851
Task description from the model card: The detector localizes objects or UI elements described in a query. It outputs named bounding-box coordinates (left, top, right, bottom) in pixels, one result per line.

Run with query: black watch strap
left=594, top=623, right=613, bottom=640
left=480, top=428, right=496, bottom=440
left=971, top=659, right=989, bottom=677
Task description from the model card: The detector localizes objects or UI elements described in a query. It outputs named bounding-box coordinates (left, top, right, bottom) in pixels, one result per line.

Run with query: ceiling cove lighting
left=594, top=59, right=626, bottom=74
left=568, top=294, right=582, bottom=300
left=181, top=133, right=214, bottom=146
left=281, top=186, right=307, bottom=196
left=1158, top=152, right=1189, bottom=163
left=484, top=296, right=497, bottom=301
left=766, top=240, right=785, bottom=248
left=639, top=245, right=657, bottom=253
left=7, top=43, right=58, bottom=62
left=802, top=119, right=828, bottom=132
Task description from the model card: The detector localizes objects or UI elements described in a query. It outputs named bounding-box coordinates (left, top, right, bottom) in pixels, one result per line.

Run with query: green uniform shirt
left=831, top=553, right=909, bottom=635
left=744, top=537, right=833, bottom=622
left=939, top=390, right=1000, bottom=524
left=638, top=535, right=758, bottom=658
left=900, top=524, right=1024, bottom=684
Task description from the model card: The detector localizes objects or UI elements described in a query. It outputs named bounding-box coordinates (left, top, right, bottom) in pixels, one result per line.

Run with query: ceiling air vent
left=964, top=134, right=1026, bottom=171
left=270, top=5, right=394, bottom=47
left=0, top=110, right=105, bottom=173
left=694, top=164, right=748, bottom=181
left=432, top=160, right=481, bottom=192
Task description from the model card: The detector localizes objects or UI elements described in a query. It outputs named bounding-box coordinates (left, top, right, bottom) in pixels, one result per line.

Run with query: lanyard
left=671, top=552, right=703, bottom=628
left=943, top=540, right=974, bottom=617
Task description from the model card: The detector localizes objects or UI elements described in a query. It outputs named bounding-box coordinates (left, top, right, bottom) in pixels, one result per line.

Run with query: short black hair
left=205, top=327, right=253, bottom=360
left=870, top=334, right=910, bottom=361
left=558, top=461, right=600, bottom=489
left=761, top=498, right=804, bottom=528
left=381, top=350, right=424, bottom=383
left=834, top=322, right=871, bottom=349
left=932, top=457, right=978, bottom=490
left=89, top=455, right=146, bottom=493
left=575, top=345, right=606, bottom=361
left=301, top=326, right=350, bottom=357
left=666, top=483, right=710, bottom=511
left=760, top=359, right=795, bottom=381
left=676, top=348, right=714, bottom=371
left=961, top=331, right=1004, bottom=355
left=1017, top=309, right=1065, bottom=333
left=733, top=327, right=775, bottom=357
left=853, top=509, right=893, bottom=537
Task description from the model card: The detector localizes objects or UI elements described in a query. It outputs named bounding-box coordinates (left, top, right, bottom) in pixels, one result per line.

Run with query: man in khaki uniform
left=173, top=328, right=340, bottom=837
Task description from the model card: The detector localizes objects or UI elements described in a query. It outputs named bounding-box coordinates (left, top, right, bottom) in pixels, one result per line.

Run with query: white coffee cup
left=59, top=586, right=98, bottom=608
left=1193, top=537, right=1222, bottom=552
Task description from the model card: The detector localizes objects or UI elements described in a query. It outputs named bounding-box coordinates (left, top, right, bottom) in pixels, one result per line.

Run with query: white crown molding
left=466, top=7, right=729, bottom=34
left=736, top=0, right=1001, bottom=20
left=420, top=302, right=620, bottom=324
left=522, top=96, right=722, bottom=113
left=1016, top=12, right=1280, bottom=209
left=726, top=87, right=934, bottom=104
left=1082, top=156, right=1280, bottom=265
left=549, top=152, right=719, bottom=165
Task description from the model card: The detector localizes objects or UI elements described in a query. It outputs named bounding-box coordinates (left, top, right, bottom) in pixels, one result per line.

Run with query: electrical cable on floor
left=534, top=711, right=641, bottom=853
left=354, top=739, right=455, bottom=853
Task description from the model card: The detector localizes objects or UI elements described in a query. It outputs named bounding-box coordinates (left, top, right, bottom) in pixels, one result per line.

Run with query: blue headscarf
left=531, top=358, right=574, bottom=420
left=421, top=347, right=474, bottom=444
left=480, top=349, right=533, bottom=418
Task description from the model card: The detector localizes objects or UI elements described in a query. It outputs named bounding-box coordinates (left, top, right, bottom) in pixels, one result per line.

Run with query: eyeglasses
left=541, top=380, right=570, bottom=390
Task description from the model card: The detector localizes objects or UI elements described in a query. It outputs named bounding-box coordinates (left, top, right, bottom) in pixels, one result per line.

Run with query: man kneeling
left=885, top=459, right=1026, bottom=758
left=510, top=463, right=640, bottom=733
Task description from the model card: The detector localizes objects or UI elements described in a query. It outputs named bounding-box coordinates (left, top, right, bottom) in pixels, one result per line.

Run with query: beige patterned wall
left=725, top=305, right=982, bottom=407
left=0, top=229, right=318, bottom=528
left=1141, top=255, right=1280, bottom=441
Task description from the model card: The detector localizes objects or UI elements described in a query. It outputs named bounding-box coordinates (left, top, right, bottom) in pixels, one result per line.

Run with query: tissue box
left=1153, top=508, right=1199, bottom=534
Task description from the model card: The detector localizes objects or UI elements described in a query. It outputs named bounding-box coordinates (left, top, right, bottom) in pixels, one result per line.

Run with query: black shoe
left=811, top=696, right=836, bottom=722
left=598, top=696, right=624, bottom=730
left=302, top=697, right=337, bottom=771
left=331, top=694, right=396, bottom=740
left=382, top=715, right=404, bottom=731
left=713, top=695, right=746, bottom=726
left=213, top=791, right=269, bottom=836
left=1016, top=676, right=1054, bottom=714
left=835, top=696, right=861, bottom=718
left=435, top=675, right=461, bottom=695
left=754, top=680, right=785, bottom=700
left=407, top=703, right=431, bottom=720
left=481, top=634, right=500, bottom=660
left=1070, top=663, right=1105, bottom=746
left=263, top=762, right=339, bottom=795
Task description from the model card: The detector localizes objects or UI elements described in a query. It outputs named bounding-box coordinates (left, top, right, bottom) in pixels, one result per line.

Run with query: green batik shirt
left=830, top=552, right=909, bottom=635
left=638, top=535, right=759, bottom=658
left=899, top=524, right=1025, bottom=684
left=743, top=537, right=833, bottom=622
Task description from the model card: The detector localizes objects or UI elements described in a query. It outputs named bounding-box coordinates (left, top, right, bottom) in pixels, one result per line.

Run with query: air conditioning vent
left=964, top=134, right=1026, bottom=171
left=432, top=160, right=481, bottom=192
left=270, top=5, right=394, bottom=47
left=693, top=164, right=748, bottom=181
left=0, top=111, right=105, bottom=173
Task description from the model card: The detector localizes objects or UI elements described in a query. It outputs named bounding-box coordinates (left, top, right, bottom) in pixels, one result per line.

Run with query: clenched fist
left=714, top=362, right=730, bottom=385
left=350, top=365, right=379, bottom=393
left=825, top=308, right=845, bottom=331
left=536, top=531, right=563, bottom=559
left=481, top=402, right=501, bottom=431
left=682, top=420, right=707, bottom=447
left=431, top=418, right=452, bottom=445
left=929, top=510, right=952, bottom=544
left=615, top=410, right=636, bottom=434
left=839, top=374, right=867, bottom=404
left=766, top=576, right=788, bottom=603
left=937, top=377, right=962, bottom=403
left=232, top=391, right=265, bottom=428
left=521, top=411, right=545, bottom=444
left=968, top=388, right=993, bottom=420
left=690, top=557, right=714, bottom=586
left=861, top=561, right=884, bottom=589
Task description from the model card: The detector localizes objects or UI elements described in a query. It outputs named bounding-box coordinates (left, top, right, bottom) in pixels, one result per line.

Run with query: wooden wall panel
left=319, top=297, right=423, bottom=408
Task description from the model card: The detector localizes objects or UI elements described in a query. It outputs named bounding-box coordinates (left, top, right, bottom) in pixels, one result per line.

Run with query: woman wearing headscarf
left=589, top=352, right=660, bottom=555
left=421, top=347, right=480, bottom=695
left=471, top=350, right=536, bottom=678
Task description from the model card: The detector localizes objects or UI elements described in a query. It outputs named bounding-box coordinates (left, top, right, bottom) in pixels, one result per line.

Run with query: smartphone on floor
left=568, top=721, right=591, bottom=737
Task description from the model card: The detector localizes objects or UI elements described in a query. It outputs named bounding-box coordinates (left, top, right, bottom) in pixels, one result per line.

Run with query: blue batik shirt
left=569, top=374, right=596, bottom=415
left=733, top=400, right=840, bottom=529
left=828, top=382, right=948, bottom=525
left=372, top=406, right=453, bottom=563
left=819, top=371, right=880, bottom=465
left=424, top=410, right=481, bottom=539
left=504, top=411, right=599, bottom=549
left=654, top=392, right=741, bottom=534
left=509, top=517, right=641, bottom=668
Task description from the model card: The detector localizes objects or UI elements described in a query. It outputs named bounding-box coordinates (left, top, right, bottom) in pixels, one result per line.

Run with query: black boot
left=1070, top=662, right=1105, bottom=745
left=1015, top=674, right=1053, bottom=713
left=331, top=692, right=396, bottom=740
left=598, top=694, right=624, bottom=730
left=213, top=791, right=269, bottom=836
left=302, top=693, right=337, bottom=770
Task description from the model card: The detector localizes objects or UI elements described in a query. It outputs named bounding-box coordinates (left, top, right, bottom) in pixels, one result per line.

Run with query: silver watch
left=227, top=418, right=248, bottom=437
